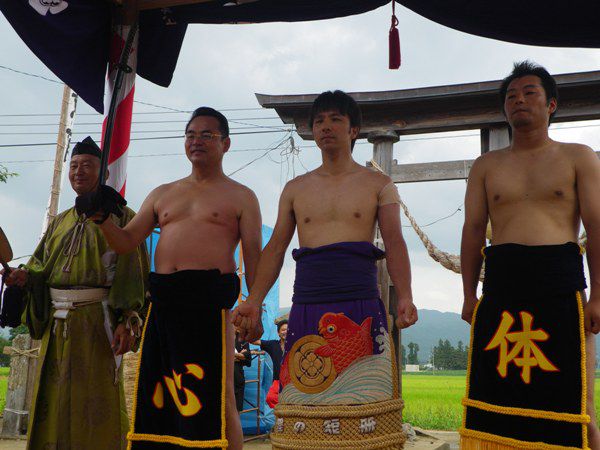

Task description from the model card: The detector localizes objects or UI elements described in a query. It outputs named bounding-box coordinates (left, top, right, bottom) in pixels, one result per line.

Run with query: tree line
left=401, top=339, right=469, bottom=370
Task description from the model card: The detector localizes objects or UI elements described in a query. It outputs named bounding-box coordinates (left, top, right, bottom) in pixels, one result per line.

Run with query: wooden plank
left=256, top=70, right=600, bottom=110
left=391, top=151, right=600, bottom=184
left=257, top=71, right=600, bottom=140
left=391, top=159, right=474, bottom=183
left=291, top=100, right=600, bottom=139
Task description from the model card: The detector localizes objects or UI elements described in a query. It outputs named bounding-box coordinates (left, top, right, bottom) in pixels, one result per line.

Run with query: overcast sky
left=1, top=4, right=600, bottom=312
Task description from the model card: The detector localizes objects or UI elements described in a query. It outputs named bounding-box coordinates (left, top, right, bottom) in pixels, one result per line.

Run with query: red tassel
left=389, top=0, right=400, bottom=69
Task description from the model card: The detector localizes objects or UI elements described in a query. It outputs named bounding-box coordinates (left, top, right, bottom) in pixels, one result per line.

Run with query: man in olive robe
left=4, top=137, right=148, bottom=449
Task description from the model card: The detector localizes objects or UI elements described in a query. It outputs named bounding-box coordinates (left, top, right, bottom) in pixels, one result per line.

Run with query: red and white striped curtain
left=101, top=24, right=138, bottom=197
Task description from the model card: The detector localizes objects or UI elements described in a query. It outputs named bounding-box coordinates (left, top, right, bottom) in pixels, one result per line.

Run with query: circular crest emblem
left=289, top=335, right=336, bottom=394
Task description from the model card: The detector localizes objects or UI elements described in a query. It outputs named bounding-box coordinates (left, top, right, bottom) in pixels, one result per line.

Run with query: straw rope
left=274, top=398, right=404, bottom=419
left=271, top=398, right=405, bottom=450
left=5, top=347, right=39, bottom=358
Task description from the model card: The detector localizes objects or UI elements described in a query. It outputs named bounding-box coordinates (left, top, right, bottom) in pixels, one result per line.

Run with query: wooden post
left=6, top=85, right=78, bottom=436
left=481, top=125, right=510, bottom=154
left=41, top=85, right=78, bottom=233
left=1, top=335, right=35, bottom=437
left=368, top=130, right=402, bottom=396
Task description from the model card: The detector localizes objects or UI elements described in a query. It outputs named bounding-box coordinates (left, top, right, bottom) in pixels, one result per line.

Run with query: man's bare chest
left=156, top=191, right=239, bottom=229
left=293, top=187, right=378, bottom=224
left=485, top=159, right=576, bottom=206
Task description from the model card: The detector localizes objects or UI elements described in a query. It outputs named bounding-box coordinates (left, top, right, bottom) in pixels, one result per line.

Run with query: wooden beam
left=257, top=70, right=600, bottom=140
left=391, top=151, right=600, bottom=184
left=391, top=159, right=474, bottom=183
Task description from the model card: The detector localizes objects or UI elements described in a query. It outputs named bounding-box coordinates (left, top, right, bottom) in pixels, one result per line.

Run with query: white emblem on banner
left=29, top=0, right=69, bottom=16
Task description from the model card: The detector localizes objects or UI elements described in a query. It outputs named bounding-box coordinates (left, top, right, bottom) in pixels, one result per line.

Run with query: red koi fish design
left=314, top=313, right=373, bottom=374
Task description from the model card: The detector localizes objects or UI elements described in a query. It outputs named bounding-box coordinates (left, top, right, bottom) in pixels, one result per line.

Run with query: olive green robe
left=22, top=207, right=148, bottom=450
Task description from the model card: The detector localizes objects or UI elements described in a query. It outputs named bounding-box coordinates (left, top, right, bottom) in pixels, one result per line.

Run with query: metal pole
left=100, top=21, right=138, bottom=185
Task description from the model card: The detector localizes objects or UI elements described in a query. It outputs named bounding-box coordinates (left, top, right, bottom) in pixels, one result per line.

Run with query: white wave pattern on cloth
left=281, top=330, right=393, bottom=405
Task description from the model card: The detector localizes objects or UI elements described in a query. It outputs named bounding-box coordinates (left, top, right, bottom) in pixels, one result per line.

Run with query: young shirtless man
left=460, top=61, right=600, bottom=449
left=95, top=107, right=262, bottom=450
left=234, top=90, right=416, bottom=448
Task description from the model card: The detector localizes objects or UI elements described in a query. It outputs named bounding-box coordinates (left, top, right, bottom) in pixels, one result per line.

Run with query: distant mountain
left=278, top=307, right=599, bottom=365
left=278, top=306, right=469, bottom=364
left=402, top=309, right=470, bottom=363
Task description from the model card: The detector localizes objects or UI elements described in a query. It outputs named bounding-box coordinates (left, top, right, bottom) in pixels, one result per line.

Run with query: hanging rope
left=397, top=194, right=473, bottom=277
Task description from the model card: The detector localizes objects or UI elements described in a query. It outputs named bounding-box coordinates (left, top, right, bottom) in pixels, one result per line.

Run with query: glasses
left=185, top=131, right=224, bottom=142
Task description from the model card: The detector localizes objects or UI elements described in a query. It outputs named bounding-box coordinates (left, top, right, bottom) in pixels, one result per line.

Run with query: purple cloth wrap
left=291, top=241, right=385, bottom=304
left=286, top=241, right=388, bottom=356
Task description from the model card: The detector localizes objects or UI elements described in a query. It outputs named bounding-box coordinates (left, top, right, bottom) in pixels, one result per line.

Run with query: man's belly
left=491, top=211, right=579, bottom=246
left=153, top=230, right=237, bottom=274
left=298, top=223, right=376, bottom=248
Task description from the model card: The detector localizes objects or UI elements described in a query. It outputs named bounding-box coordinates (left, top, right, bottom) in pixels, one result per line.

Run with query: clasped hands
left=231, top=299, right=263, bottom=342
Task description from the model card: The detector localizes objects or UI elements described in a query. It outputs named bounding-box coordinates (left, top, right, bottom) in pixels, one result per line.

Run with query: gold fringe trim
left=220, top=309, right=227, bottom=441
left=462, top=294, right=483, bottom=429
left=127, top=303, right=152, bottom=450
left=462, top=398, right=590, bottom=424
left=576, top=291, right=588, bottom=449
left=128, top=433, right=227, bottom=448
left=125, top=305, right=229, bottom=449
left=460, top=428, right=589, bottom=450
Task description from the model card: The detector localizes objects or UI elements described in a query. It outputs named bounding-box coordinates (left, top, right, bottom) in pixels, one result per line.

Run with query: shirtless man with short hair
left=234, top=90, right=415, bottom=449
left=96, top=107, right=261, bottom=450
left=461, top=61, right=600, bottom=449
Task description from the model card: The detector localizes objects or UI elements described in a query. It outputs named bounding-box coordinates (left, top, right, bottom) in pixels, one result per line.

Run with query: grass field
left=0, top=367, right=9, bottom=414
left=403, top=370, right=600, bottom=430
left=0, top=367, right=596, bottom=431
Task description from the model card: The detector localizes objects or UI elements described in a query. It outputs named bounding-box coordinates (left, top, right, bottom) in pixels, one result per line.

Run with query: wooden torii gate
left=255, top=69, right=600, bottom=393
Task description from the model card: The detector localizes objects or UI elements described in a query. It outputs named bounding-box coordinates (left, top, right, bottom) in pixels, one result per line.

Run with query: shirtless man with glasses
left=95, top=107, right=262, bottom=449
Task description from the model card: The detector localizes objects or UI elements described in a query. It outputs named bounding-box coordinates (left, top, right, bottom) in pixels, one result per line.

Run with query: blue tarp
left=145, top=225, right=279, bottom=435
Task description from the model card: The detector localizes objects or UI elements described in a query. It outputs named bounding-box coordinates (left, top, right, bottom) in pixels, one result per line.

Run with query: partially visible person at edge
left=460, top=61, right=600, bottom=449
left=253, top=319, right=288, bottom=407
left=233, top=90, right=416, bottom=449
left=2, top=137, right=148, bottom=450
left=94, top=107, right=262, bottom=450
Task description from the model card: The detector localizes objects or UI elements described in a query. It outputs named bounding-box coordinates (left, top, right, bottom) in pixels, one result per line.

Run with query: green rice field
left=0, top=367, right=9, bottom=414
left=402, top=370, right=600, bottom=430
left=0, top=368, right=597, bottom=431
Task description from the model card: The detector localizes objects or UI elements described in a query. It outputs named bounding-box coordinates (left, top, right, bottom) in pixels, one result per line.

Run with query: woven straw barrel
left=270, top=398, right=405, bottom=449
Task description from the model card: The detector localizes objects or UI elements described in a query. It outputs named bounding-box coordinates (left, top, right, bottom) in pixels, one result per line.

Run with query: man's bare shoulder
left=282, top=170, right=316, bottom=193
left=559, top=142, right=596, bottom=159
left=223, top=177, right=258, bottom=202
left=146, top=180, right=181, bottom=200
left=471, top=148, right=509, bottom=173
left=363, top=166, right=393, bottom=189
